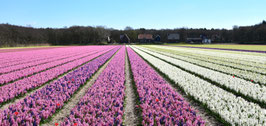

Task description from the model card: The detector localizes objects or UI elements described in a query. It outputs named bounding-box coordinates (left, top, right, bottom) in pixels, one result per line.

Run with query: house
left=202, top=39, right=211, bottom=44
left=187, top=35, right=211, bottom=44
left=187, top=38, right=203, bottom=43
left=138, top=34, right=153, bottom=43
left=107, top=36, right=112, bottom=43
left=120, top=34, right=130, bottom=43
left=154, top=35, right=161, bottom=42
left=167, top=33, right=180, bottom=42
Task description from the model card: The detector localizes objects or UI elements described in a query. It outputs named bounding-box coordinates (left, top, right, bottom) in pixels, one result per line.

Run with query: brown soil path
left=123, top=48, right=139, bottom=126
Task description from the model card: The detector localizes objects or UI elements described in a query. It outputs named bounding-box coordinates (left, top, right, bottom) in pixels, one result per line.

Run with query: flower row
left=0, top=46, right=113, bottom=84
left=151, top=45, right=266, bottom=69
left=0, top=47, right=120, bottom=125
left=144, top=45, right=266, bottom=75
left=0, top=47, right=81, bottom=67
left=0, top=47, right=96, bottom=74
left=136, top=46, right=266, bottom=105
left=61, top=46, right=126, bottom=126
left=0, top=47, right=116, bottom=104
left=127, top=47, right=205, bottom=125
left=164, top=45, right=266, bottom=64
left=151, top=48, right=266, bottom=84
left=131, top=46, right=266, bottom=126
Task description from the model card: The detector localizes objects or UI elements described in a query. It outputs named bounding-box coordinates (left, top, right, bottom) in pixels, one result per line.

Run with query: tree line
left=0, top=21, right=265, bottom=47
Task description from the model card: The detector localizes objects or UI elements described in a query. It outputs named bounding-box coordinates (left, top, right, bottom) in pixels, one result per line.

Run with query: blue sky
left=0, top=0, right=265, bottom=29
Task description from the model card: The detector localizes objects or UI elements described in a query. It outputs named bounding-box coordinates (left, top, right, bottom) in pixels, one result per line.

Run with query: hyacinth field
left=0, top=45, right=265, bottom=126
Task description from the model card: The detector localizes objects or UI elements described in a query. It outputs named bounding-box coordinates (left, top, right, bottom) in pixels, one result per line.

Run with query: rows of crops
left=0, top=45, right=265, bottom=125
left=132, top=45, right=266, bottom=125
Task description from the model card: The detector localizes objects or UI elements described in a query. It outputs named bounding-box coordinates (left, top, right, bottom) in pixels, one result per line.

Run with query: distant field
left=165, top=43, right=266, bottom=51
left=0, top=45, right=68, bottom=53
left=0, top=45, right=60, bottom=49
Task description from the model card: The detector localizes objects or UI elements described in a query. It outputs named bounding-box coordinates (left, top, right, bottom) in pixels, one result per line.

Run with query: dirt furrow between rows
left=123, top=48, right=138, bottom=126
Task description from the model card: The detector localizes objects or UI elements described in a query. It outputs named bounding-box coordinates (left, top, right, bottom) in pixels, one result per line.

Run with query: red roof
left=138, top=34, right=153, bottom=39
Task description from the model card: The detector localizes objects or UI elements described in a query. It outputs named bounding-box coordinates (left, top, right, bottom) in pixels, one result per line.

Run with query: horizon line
left=2, top=22, right=262, bottom=30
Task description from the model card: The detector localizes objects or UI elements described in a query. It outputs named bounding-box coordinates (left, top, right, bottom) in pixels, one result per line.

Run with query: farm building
left=167, top=33, right=180, bottom=42
left=154, top=35, right=161, bottom=42
left=186, top=38, right=203, bottom=43
left=107, top=36, right=112, bottom=43
left=120, top=34, right=130, bottom=43
left=187, top=35, right=211, bottom=44
left=138, top=34, right=153, bottom=43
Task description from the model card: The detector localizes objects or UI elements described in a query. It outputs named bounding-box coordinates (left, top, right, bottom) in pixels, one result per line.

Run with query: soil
left=123, top=50, right=138, bottom=126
